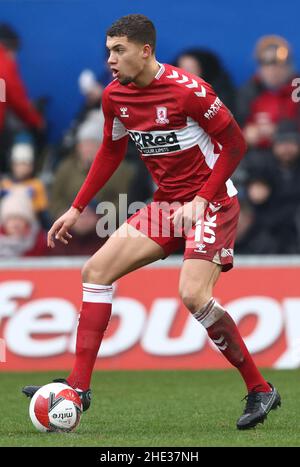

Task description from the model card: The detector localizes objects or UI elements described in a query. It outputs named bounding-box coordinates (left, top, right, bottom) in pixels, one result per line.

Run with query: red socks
left=194, top=299, right=270, bottom=393
left=67, top=283, right=113, bottom=391
left=68, top=289, right=270, bottom=394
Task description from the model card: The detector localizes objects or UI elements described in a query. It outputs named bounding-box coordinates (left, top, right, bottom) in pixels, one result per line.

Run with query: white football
left=29, top=383, right=82, bottom=432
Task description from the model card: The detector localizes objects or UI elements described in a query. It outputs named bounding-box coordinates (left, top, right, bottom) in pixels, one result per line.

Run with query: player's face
left=106, top=36, right=147, bottom=85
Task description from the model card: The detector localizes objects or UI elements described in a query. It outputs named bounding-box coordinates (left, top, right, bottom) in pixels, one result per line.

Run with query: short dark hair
left=107, top=14, right=156, bottom=53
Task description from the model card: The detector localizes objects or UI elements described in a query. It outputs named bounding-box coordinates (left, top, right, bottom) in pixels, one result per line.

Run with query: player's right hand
left=47, top=207, right=81, bottom=248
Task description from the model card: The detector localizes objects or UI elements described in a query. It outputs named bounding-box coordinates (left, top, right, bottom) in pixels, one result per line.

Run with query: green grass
left=0, top=370, right=298, bottom=447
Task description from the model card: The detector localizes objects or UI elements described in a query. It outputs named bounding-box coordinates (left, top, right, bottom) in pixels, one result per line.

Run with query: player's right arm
left=47, top=87, right=128, bottom=248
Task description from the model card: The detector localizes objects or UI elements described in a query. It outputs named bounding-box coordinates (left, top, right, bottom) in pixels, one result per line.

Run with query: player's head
left=106, top=14, right=156, bottom=85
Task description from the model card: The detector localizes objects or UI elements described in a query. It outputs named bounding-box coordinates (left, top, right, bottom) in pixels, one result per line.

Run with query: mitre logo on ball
left=29, top=383, right=82, bottom=433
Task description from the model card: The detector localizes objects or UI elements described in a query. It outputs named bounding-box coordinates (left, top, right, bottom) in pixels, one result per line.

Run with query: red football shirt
left=73, top=63, right=241, bottom=211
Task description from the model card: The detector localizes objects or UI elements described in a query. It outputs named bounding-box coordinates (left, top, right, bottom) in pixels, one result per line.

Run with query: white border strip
left=1, top=255, right=300, bottom=270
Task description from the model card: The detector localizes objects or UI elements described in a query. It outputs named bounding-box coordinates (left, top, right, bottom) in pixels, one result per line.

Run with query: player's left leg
left=179, top=197, right=281, bottom=429
left=179, top=258, right=281, bottom=429
left=179, top=258, right=272, bottom=391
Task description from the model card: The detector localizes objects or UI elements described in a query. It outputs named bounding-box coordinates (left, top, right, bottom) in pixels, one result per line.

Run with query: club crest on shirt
left=155, top=106, right=169, bottom=125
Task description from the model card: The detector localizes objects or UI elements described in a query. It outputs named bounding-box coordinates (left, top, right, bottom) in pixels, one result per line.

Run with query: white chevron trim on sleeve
left=166, top=70, right=207, bottom=97
left=186, top=79, right=198, bottom=89
left=166, top=70, right=179, bottom=79
left=194, top=85, right=207, bottom=97
left=176, top=74, right=189, bottom=84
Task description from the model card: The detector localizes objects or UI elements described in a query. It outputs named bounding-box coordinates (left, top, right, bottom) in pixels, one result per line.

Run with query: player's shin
left=66, top=283, right=113, bottom=391
left=193, top=298, right=270, bottom=393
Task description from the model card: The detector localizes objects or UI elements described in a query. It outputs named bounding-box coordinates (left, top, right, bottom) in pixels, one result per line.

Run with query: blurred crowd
left=0, top=24, right=300, bottom=257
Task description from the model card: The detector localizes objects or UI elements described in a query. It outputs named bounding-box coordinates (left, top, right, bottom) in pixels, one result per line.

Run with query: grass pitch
left=0, top=370, right=298, bottom=447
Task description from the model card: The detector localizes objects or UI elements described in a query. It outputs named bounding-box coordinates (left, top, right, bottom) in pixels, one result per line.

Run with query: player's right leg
left=81, top=221, right=165, bottom=285
left=22, top=222, right=165, bottom=410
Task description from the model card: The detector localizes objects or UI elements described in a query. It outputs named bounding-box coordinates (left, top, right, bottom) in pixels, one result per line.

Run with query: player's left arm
left=185, top=82, right=247, bottom=203
left=197, top=119, right=247, bottom=202
left=169, top=82, right=246, bottom=231
left=169, top=84, right=246, bottom=231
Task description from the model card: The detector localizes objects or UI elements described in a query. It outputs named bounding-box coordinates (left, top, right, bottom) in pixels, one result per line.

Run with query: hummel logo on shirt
left=120, top=107, right=129, bottom=118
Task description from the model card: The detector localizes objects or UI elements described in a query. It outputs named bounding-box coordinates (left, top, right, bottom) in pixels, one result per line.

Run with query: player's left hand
left=168, top=195, right=208, bottom=235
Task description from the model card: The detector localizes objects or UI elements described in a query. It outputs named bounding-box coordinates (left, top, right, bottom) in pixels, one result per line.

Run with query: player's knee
left=181, top=293, right=200, bottom=314
left=179, top=285, right=211, bottom=314
left=81, top=259, right=112, bottom=285
left=81, top=260, right=97, bottom=283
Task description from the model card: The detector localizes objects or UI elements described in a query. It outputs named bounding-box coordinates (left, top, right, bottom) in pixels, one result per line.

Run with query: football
left=29, top=383, right=82, bottom=433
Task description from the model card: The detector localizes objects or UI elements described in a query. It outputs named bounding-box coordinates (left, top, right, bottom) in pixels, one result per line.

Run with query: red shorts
left=127, top=196, right=240, bottom=272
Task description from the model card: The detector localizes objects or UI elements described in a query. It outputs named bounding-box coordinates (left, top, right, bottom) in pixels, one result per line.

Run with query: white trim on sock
left=193, top=297, right=225, bottom=328
left=82, top=283, right=113, bottom=304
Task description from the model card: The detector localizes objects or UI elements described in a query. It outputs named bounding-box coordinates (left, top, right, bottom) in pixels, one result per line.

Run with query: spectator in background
left=58, top=67, right=151, bottom=205
left=50, top=111, right=134, bottom=220
left=0, top=24, right=44, bottom=172
left=58, top=70, right=104, bottom=161
left=0, top=187, right=47, bottom=257
left=78, top=70, right=104, bottom=113
left=174, top=48, right=236, bottom=111
left=235, top=176, right=280, bottom=254
left=50, top=112, right=104, bottom=218
left=271, top=119, right=300, bottom=206
left=236, top=35, right=299, bottom=151
left=267, top=120, right=300, bottom=251
left=49, top=203, right=104, bottom=256
left=0, top=142, right=51, bottom=229
left=239, top=119, right=300, bottom=198
left=236, top=120, right=300, bottom=254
